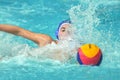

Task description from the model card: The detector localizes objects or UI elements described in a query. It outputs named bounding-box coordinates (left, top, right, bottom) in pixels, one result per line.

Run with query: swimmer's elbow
left=15, top=28, right=23, bottom=36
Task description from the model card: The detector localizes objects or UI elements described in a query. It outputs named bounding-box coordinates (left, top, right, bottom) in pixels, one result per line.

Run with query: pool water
left=0, top=0, right=120, bottom=80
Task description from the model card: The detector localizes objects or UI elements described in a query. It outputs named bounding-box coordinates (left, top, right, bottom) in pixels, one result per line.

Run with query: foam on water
left=68, top=0, right=120, bottom=68
left=0, top=0, right=120, bottom=80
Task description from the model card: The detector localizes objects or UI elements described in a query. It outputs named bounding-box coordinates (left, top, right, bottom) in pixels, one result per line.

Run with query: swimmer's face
left=58, top=23, right=71, bottom=40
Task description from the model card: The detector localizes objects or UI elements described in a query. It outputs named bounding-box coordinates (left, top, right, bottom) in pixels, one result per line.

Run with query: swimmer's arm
left=0, top=24, right=54, bottom=46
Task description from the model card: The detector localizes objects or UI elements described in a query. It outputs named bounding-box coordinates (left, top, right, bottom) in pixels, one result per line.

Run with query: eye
left=62, top=29, right=65, bottom=32
left=61, top=27, right=65, bottom=32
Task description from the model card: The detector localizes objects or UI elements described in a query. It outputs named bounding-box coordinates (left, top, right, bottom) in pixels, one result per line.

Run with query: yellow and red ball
left=77, top=44, right=102, bottom=66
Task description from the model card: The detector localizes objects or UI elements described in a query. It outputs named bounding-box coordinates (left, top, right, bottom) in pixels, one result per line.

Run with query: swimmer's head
left=56, top=19, right=72, bottom=40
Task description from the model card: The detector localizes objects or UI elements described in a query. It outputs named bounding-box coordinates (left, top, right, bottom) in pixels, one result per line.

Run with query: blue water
left=0, top=0, right=120, bottom=80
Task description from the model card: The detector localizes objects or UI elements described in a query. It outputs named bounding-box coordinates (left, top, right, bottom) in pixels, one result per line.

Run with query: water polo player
left=0, top=20, right=72, bottom=47
left=0, top=20, right=74, bottom=62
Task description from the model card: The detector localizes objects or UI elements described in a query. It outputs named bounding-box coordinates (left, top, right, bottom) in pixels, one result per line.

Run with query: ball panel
left=77, top=52, right=83, bottom=64
left=81, top=44, right=99, bottom=58
left=96, top=52, right=103, bottom=66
